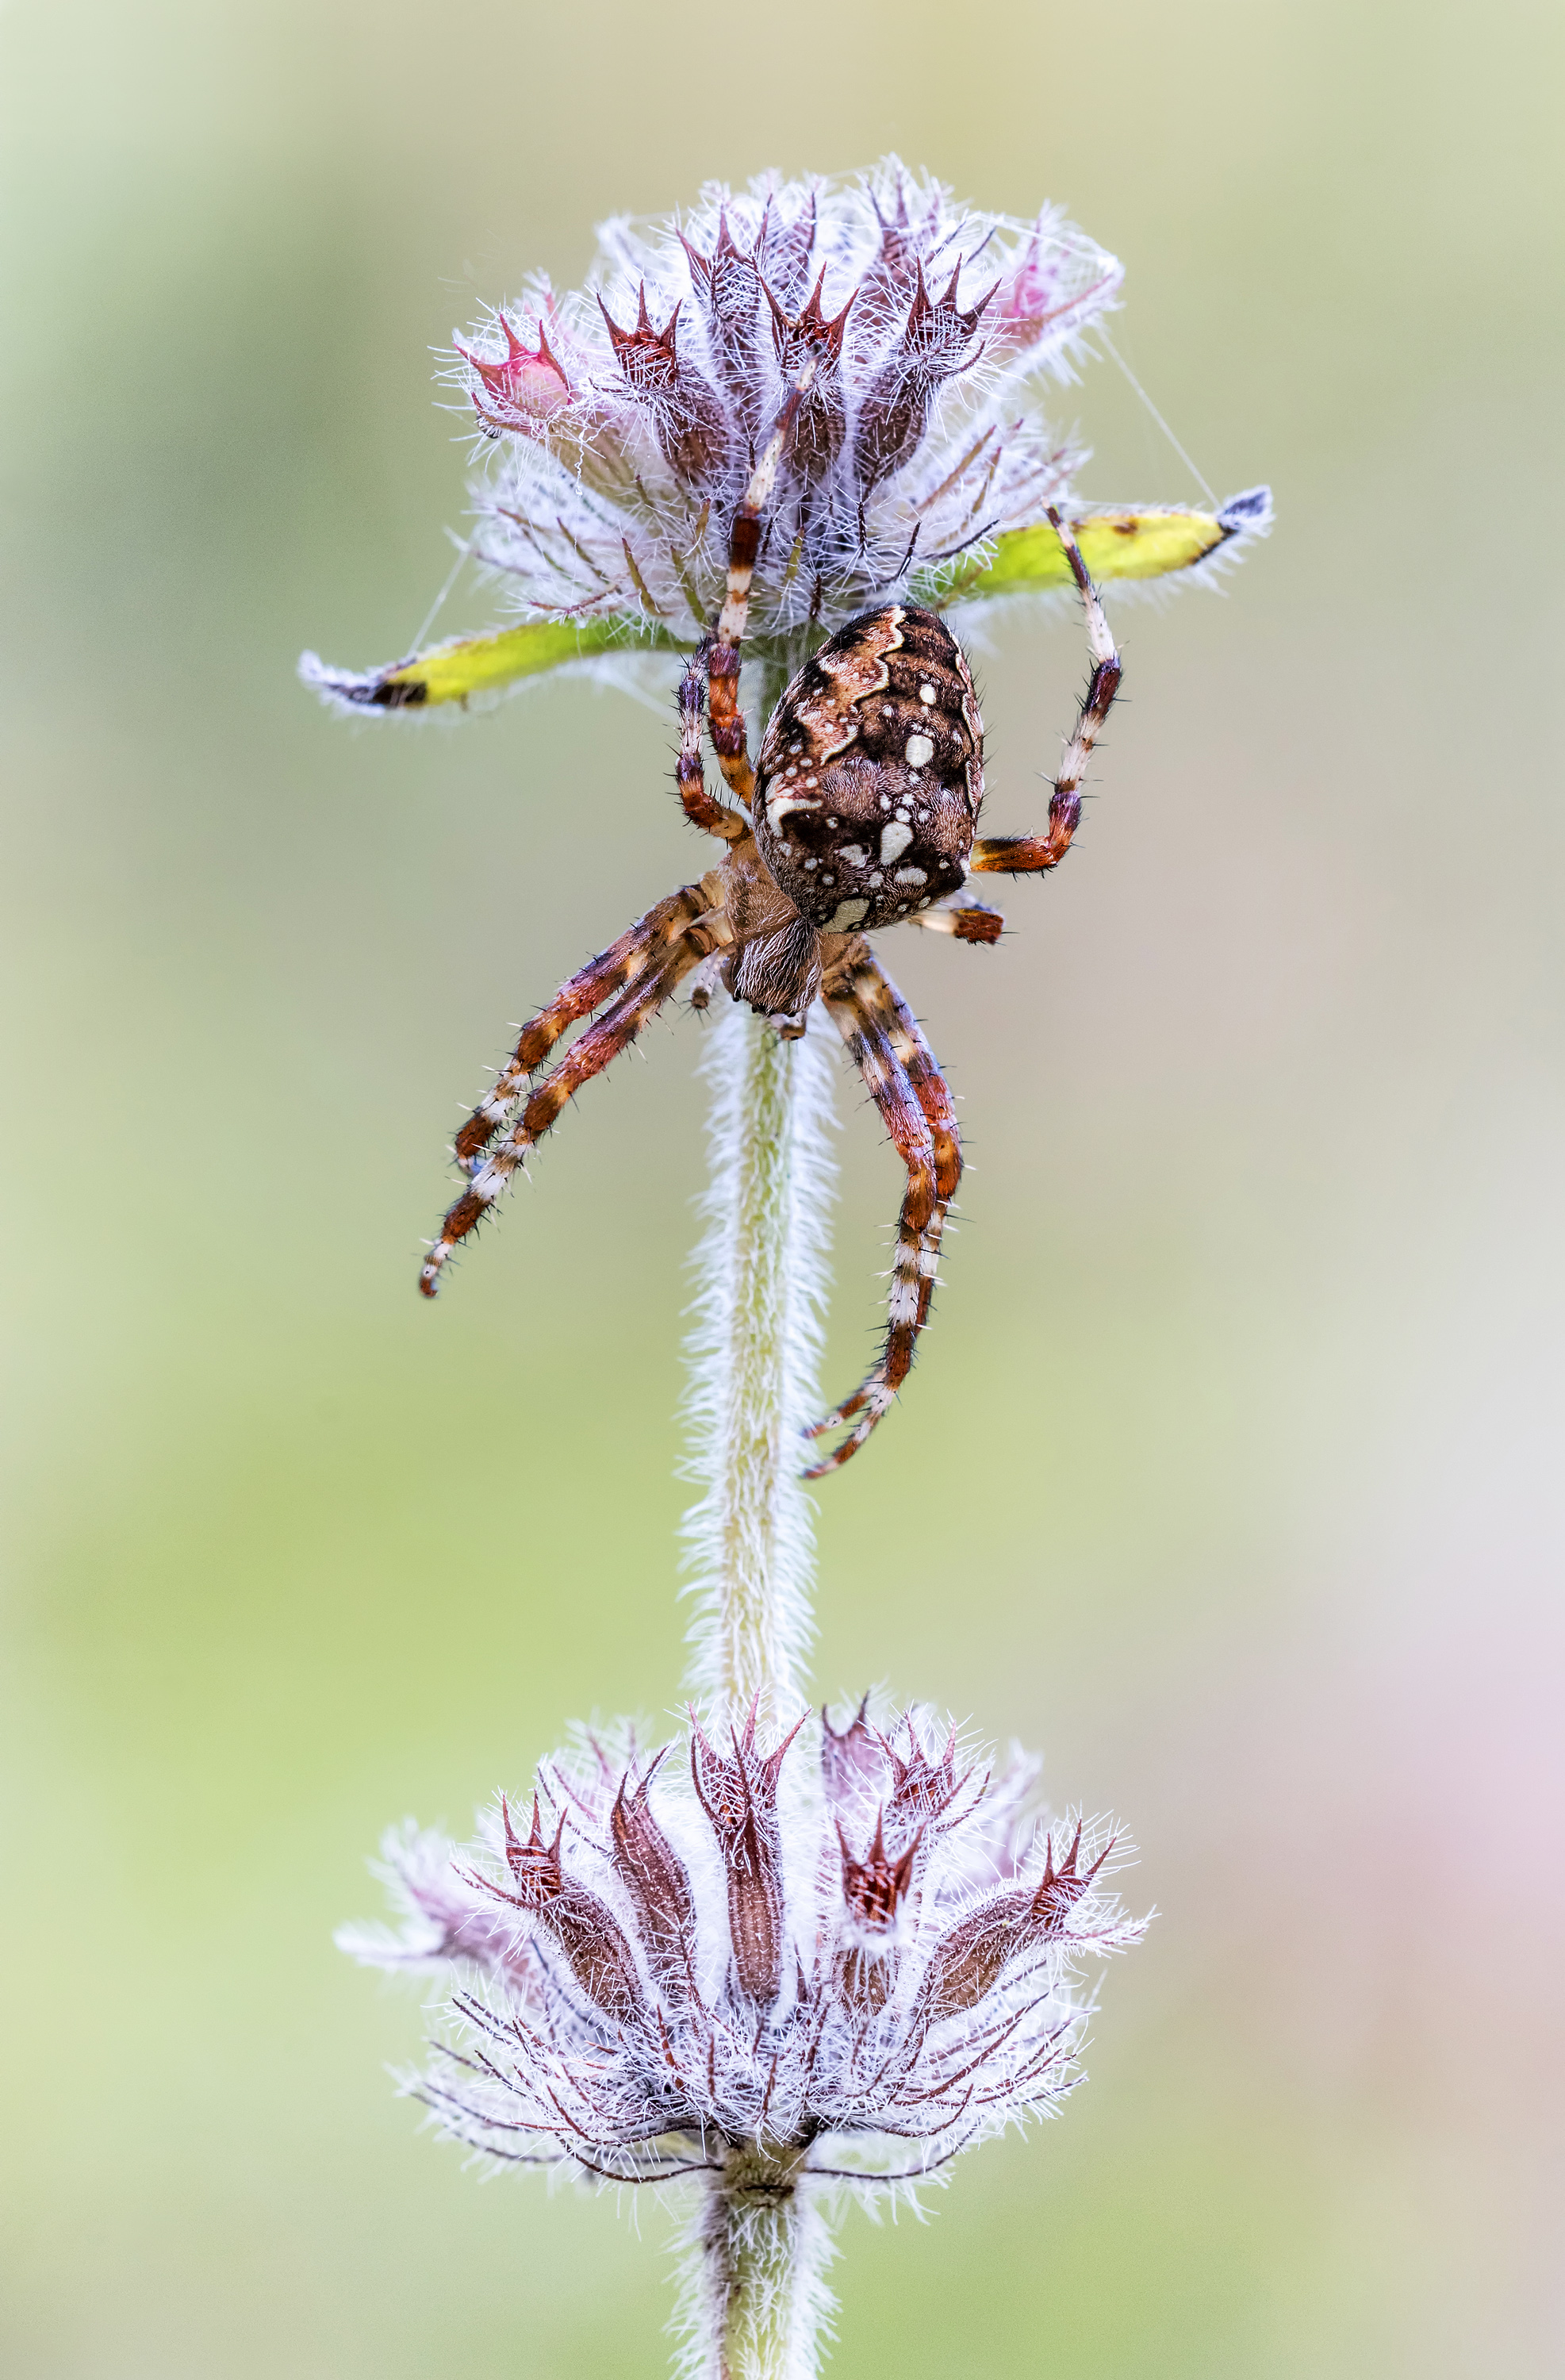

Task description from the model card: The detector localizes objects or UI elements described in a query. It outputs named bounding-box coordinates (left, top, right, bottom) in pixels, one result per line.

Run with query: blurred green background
left=3, top=0, right=1561, bottom=2372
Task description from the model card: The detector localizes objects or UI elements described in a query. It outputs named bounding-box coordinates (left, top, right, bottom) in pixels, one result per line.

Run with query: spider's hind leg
left=807, top=948, right=962, bottom=1476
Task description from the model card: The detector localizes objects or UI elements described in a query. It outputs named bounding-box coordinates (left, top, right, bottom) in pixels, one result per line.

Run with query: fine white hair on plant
left=680, top=996, right=838, bottom=1726
left=340, top=1702, right=1145, bottom=2375
left=439, top=158, right=1118, bottom=647
left=319, top=153, right=1252, bottom=2380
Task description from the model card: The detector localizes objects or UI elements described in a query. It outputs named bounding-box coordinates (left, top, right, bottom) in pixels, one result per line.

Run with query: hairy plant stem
left=677, top=661, right=837, bottom=2378
left=682, top=669, right=835, bottom=1733
left=692, top=2148, right=830, bottom=2380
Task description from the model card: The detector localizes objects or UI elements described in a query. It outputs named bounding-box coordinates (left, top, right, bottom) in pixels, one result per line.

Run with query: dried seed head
left=342, top=1699, right=1145, bottom=2196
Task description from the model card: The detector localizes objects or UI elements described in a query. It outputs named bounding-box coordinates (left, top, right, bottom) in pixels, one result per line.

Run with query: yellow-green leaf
left=913, top=487, right=1272, bottom=610
left=298, top=610, right=682, bottom=712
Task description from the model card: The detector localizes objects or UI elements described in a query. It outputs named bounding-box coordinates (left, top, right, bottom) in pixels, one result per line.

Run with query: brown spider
left=424, top=366, right=1121, bottom=1476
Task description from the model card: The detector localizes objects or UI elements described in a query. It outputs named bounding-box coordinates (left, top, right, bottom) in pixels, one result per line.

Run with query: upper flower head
left=343, top=1700, right=1145, bottom=2197
left=443, top=161, right=1122, bottom=656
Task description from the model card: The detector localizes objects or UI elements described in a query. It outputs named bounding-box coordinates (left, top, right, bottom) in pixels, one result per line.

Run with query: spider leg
left=806, top=950, right=962, bottom=1476
left=421, top=902, right=719, bottom=1296
left=706, top=354, right=821, bottom=808
left=455, top=885, right=718, bottom=1169
left=676, top=649, right=750, bottom=842
left=907, top=897, right=1005, bottom=945
left=968, top=507, right=1122, bottom=879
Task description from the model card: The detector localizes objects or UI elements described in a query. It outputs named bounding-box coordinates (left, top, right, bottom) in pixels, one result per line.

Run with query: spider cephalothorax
left=301, top=163, right=1269, bottom=1472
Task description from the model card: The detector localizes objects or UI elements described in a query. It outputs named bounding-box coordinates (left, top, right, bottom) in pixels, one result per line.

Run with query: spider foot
left=802, top=1380, right=896, bottom=1478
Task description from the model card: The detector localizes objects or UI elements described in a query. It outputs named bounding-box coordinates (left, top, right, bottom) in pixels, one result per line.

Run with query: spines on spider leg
left=455, top=886, right=715, bottom=1167
left=420, top=934, right=711, bottom=1296
left=681, top=985, right=837, bottom=1722
left=677, top=648, right=751, bottom=838
left=804, top=973, right=941, bottom=1475
left=802, top=1201, right=936, bottom=1476
left=907, top=898, right=1004, bottom=944
left=968, top=512, right=1122, bottom=881
left=1042, top=505, right=1122, bottom=835
left=704, top=355, right=820, bottom=812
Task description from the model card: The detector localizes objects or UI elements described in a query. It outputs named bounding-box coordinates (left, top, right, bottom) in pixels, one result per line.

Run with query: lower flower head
left=342, top=1700, right=1146, bottom=2194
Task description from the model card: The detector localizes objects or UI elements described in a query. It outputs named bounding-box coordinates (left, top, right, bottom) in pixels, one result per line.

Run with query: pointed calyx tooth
left=488, top=1793, right=647, bottom=2021
left=766, top=267, right=854, bottom=484
left=919, top=1821, right=1112, bottom=2020
left=757, top=187, right=818, bottom=311
left=820, top=1695, right=889, bottom=1816
left=597, top=282, right=684, bottom=392
left=608, top=1752, right=699, bottom=1996
left=838, top=1810, right=919, bottom=1935
left=1028, top=1819, right=1111, bottom=1934
left=853, top=258, right=995, bottom=493
left=682, top=209, right=766, bottom=428
left=455, top=310, right=572, bottom=426
left=986, top=213, right=1122, bottom=364
left=883, top=1713, right=972, bottom=1841
left=598, top=283, right=730, bottom=486
left=689, top=1703, right=807, bottom=2003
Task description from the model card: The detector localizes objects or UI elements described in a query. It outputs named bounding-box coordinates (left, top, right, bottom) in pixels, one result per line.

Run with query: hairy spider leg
left=805, top=951, right=961, bottom=1475
left=675, top=650, right=750, bottom=843
left=420, top=898, right=720, bottom=1296
left=705, top=354, right=820, bottom=810
left=454, top=885, right=719, bottom=1169
left=908, top=897, right=1006, bottom=945
left=969, top=508, right=1122, bottom=878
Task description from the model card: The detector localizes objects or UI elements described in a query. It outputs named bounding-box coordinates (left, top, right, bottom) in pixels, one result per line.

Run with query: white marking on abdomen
left=828, top=897, right=869, bottom=930
left=766, top=790, right=822, bottom=829
left=880, top=820, right=914, bottom=865
left=904, top=731, right=934, bottom=768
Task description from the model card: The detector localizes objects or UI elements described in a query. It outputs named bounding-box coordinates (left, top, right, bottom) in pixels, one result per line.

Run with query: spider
left=422, top=363, right=1120, bottom=1476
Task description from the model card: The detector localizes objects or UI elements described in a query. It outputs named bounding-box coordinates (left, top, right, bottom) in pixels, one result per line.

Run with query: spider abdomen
left=754, top=605, right=984, bottom=935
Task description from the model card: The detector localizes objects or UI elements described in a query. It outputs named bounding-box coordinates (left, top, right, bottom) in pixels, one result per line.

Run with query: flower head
left=343, top=1700, right=1145, bottom=2198
left=302, top=161, right=1270, bottom=714
left=437, top=161, right=1116, bottom=658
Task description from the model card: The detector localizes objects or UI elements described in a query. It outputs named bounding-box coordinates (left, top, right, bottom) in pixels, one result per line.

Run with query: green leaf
left=298, top=609, right=684, bottom=713
left=912, top=487, right=1272, bottom=610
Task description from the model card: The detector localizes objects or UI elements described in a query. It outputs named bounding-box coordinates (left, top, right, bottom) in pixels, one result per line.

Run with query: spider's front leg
left=806, top=946, right=962, bottom=1476
left=421, top=881, right=725, bottom=1296
left=704, top=351, right=821, bottom=809
left=454, top=885, right=720, bottom=1170
left=676, top=647, right=750, bottom=843
left=969, top=509, right=1122, bottom=881
left=908, top=896, right=1005, bottom=945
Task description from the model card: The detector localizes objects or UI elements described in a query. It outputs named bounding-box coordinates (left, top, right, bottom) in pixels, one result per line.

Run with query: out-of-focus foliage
left=1, top=2, right=1560, bottom=2376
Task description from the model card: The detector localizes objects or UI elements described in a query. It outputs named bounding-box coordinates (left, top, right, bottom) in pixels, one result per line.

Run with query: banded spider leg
left=806, top=947, right=963, bottom=1476
left=420, top=359, right=823, bottom=1301
left=451, top=883, right=725, bottom=1173
left=420, top=882, right=724, bottom=1296
left=704, top=349, right=820, bottom=808
left=968, top=508, right=1122, bottom=882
